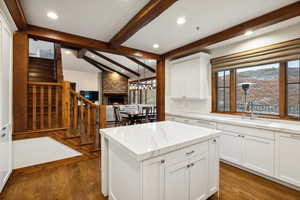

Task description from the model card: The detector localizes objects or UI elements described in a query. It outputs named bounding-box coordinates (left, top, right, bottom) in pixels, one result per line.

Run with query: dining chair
left=113, top=104, right=129, bottom=127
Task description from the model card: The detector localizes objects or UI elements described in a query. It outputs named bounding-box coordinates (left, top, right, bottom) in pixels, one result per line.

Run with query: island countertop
left=100, top=121, right=221, bottom=161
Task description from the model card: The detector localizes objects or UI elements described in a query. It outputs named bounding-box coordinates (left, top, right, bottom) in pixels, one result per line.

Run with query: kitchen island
left=101, top=121, right=221, bottom=200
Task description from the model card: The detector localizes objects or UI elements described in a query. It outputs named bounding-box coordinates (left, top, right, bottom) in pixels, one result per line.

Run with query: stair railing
left=28, top=81, right=64, bottom=131
left=64, top=82, right=106, bottom=151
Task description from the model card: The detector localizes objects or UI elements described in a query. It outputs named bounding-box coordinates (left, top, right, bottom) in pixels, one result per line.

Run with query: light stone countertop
left=100, top=121, right=220, bottom=161
left=166, top=112, right=300, bottom=135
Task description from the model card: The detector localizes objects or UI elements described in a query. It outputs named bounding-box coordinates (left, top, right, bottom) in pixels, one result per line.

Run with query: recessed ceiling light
left=91, top=54, right=95, bottom=58
left=47, top=12, right=58, bottom=20
left=244, top=30, right=253, bottom=36
left=64, top=50, right=71, bottom=55
left=153, top=43, right=159, bottom=49
left=176, top=17, right=186, bottom=25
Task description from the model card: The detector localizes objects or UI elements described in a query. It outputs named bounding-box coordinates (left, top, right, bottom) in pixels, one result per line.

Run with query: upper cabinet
left=169, top=53, right=210, bottom=100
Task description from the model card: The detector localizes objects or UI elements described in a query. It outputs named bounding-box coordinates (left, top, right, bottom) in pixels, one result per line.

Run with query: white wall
left=63, top=70, right=102, bottom=103
left=209, top=21, right=300, bottom=58
left=166, top=21, right=300, bottom=115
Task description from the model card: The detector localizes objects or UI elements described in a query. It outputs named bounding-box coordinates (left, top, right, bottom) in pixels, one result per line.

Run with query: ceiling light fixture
left=244, top=30, right=253, bottom=36
left=153, top=43, right=159, bottom=49
left=47, top=12, right=58, bottom=20
left=176, top=17, right=186, bottom=25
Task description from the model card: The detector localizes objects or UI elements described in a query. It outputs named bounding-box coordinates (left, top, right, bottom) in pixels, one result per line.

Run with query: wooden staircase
left=15, top=44, right=106, bottom=152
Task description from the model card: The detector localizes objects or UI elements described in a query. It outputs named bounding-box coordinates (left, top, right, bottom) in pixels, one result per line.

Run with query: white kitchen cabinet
left=276, top=133, right=300, bottom=187
left=243, top=135, right=274, bottom=176
left=165, top=160, right=189, bottom=200
left=102, top=122, right=220, bottom=200
left=189, top=153, right=209, bottom=200
left=220, top=131, right=243, bottom=165
left=208, top=137, right=219, bottom=196
left=169, top=53, right=210, bottom=100
left=142, top=156, right=165, bottom=200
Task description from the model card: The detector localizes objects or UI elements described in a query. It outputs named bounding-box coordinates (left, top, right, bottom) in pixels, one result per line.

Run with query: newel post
left=62, top=81, right=71, bottom=136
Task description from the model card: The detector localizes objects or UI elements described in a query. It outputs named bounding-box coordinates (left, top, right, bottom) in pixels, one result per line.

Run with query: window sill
left=211, top=111, right=300, bottom=122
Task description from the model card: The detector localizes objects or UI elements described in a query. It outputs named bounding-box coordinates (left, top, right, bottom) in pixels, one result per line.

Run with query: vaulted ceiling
left=8, top=0, right=300, bottom=77
left=21, top=0, right=299, bottom=54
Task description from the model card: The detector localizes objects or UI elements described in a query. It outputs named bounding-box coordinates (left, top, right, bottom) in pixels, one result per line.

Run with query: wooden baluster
left=73, top=94, right=78, bottom=136
left=32, top=85, right=37, bottom=130
left=87, top=103, right=91, bottom=138
left=91, top=106, right=100, bottom=152
left=62, top=82, right=71, bottom=136
left=48, top=86, right=52, bottom=128
left=99, top=105, right=107, bottom=129
left=80, top=98, right=84, bottom=141
left=55, top=86, right=59, bottom=127
left=40, top=86, right=44, bottom=129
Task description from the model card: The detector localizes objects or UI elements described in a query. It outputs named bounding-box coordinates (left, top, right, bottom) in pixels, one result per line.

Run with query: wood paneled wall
left=13, top=32, right=28, bottom=132
left=156, top=57, right=165, bottom=121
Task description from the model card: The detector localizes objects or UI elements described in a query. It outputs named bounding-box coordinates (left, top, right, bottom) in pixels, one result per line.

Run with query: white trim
left=0, top=1, right=17, bottom=32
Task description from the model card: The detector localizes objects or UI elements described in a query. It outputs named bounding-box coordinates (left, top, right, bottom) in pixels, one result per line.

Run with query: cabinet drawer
left=165, top=141, right=209, bottom=166
left=217, top=123, right=274, bottom=140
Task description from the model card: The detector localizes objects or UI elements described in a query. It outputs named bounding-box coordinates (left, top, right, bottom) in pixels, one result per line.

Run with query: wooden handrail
left=70, top=89, right=99, bottom=107
left=28, top=81, right=64, bottom=86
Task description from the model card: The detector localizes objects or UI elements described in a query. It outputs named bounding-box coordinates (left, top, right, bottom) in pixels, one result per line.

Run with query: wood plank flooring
left=1, top=133, right=300, bottom=200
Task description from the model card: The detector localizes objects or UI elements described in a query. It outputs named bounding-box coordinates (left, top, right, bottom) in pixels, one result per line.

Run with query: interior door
left=0, top=17, right=13, bottom=192
left=189, top=153, right=209, bottom=200
left=165, top=160, right=189, bottom=200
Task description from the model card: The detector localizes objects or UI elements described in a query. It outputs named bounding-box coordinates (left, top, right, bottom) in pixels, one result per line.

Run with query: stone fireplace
left=102, top=72, right=128, bottom=105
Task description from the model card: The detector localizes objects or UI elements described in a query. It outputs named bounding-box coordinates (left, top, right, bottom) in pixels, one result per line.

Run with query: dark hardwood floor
left=1, top=134, right=300, bottom=200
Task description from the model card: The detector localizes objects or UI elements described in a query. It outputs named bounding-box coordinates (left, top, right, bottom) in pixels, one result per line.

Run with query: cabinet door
left=165, top=160, right=189, bottom=200
left=208, top=137, right=219, bottom=196
left=189, top=153, right=209, bottom=200
left=170, top=62, right=185, bottom=98
left=220, top=132, right=243, bottom=165
left=183, top=59, right=201, bottom=99
left=243, top=135, right=274, bottom=176
left=277, top=133, right=300, bottom=187
left=142, top=157, right=165, bottom=200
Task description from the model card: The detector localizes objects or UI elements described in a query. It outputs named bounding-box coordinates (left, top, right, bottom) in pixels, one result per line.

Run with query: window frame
left=212, top=61, right=300, bottom=120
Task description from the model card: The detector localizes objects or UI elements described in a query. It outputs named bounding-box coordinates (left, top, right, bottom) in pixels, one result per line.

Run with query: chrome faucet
left=244, top=100, right=256, bottom=119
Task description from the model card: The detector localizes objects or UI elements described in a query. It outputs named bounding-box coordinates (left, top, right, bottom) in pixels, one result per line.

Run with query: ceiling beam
left=82, top=56, right=130, bottom=79
left=4, top=0, right=27, bottom=30
left=89, top=50, right=140, bottom=77
left=77, top=48, right=87, bottom=58
left=82, top=56, right=109, bottom=72
left=109, top=0, right=178, bottom=47
left=126, top=56, right=155, bottom=73
left=22, top=25, right=159, bottom=60
left=164, top=1, right=300, bottom=59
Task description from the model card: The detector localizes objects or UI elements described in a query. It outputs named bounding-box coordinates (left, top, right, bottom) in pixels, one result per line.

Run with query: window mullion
left=230, top=69, right=236, bottom=112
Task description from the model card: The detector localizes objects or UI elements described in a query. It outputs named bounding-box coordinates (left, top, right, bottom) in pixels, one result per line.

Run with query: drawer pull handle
left=187, top=164, right=191, bottom=168
left=213, top=139, right=216, bottom=143
left=186, top=150, right=195, bottom=156
left=1, top=133, right=6, bottom=138
left=160, top=160, right=165, bottom=164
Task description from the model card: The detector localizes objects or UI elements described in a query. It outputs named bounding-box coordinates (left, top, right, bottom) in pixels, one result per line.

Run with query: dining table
left=120, top=111, right=145, bottom=125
